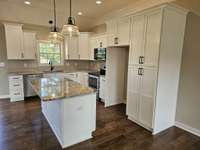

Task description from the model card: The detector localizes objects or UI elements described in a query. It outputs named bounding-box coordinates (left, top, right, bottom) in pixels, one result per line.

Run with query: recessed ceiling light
left=78, top=12, right=83, bottom=16
left=24, top=1, right=31, bottom=5
left=96, top=0, right=102, bottom=5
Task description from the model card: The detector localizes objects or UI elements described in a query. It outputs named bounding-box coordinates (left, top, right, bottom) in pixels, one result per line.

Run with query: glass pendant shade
left=48, top=31, right=63, bottom=43
left=48, top=0, right=63, bottom=43
left=61, top=23, right=79, bottom=37
left=61, top=0, right=79, bottom=37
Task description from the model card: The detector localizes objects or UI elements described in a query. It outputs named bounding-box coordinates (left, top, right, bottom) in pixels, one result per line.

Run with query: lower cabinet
left=126, top=65, right=157, bottom=130
left=9, top=75, right=24, bottom=102
left=99, top=76, right=106, bottom=101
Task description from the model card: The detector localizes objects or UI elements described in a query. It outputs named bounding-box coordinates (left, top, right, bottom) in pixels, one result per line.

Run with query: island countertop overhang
left=30, top=77, right=96, bottom=101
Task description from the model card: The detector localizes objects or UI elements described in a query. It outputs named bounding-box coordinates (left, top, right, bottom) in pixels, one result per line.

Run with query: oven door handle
left=88, top=75, right=99, bottom=79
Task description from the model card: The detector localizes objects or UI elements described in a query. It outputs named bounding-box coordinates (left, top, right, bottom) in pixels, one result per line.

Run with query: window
left=38, top=41, right=63, bottom=65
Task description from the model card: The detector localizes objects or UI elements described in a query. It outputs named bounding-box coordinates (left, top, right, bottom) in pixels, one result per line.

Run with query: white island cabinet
left=30, top=77, right=96, bottom=148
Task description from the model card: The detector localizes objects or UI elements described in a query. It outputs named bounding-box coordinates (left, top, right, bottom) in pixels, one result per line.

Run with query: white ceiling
left=0, top=0, right=200, bottom=31
left=0, top=0, right=140, bottom=31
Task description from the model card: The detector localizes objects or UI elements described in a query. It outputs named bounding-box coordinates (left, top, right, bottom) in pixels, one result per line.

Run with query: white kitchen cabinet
left=9, top=75, right=24, bottom=102
left=126, top=5, right=188, bottom=134
left=65, top=36, right=79, bottom=60
left=99, top=76, right=106, bottom=101
left=129, top=11, right=162, bottom=67
left=126, top=66, right=140, bottom=121
left=127, top=66, right=157, bottom=129
left=129, top=15, right=146, bottom=65
left=65, top=33, right=91, bottom=60
left=23, top=32, right=37, bottom=60
left=4, top=23, right=37, bottom=60
left=117, top=17, right=131, bottom=46
left=106, top=17, right=130, bottom=47
left=78, top=33, right=90, bottom=60
left=4, top=23, right=24, bottom=60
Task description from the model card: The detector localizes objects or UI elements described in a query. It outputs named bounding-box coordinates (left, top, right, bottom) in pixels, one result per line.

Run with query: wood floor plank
left=0, top=97, right=199, bottom=150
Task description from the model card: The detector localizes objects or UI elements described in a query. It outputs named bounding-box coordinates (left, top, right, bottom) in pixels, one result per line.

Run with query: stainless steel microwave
left=94, top=48, right=106, bottom=60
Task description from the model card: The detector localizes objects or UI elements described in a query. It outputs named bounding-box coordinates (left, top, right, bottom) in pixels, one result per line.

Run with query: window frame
left=37, top=40, right=64, bottom=66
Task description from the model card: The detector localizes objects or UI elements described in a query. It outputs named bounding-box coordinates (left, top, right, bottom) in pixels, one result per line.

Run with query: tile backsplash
left=7, top=60, right=105, bottom=73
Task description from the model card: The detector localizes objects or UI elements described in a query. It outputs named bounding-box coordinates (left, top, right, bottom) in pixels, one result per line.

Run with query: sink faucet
left=48, top=59, right=55, bottom=72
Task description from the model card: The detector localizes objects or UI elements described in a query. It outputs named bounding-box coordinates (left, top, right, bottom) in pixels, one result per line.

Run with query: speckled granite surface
left=30, top=77, right=96, bottom=101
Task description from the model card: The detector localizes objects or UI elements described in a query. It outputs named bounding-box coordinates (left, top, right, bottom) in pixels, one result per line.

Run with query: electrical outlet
left=0, top=62, right=5, bottom=67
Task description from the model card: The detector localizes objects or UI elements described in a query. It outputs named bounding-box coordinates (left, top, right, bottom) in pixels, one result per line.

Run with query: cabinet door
left=129, top=15, right=146, bottom=65
left=79, top=33, right=90, bottom=60
left=99, top=76, right=106, bottom=100
left=89, top=38, right=97, bottom=60
left=143, top=11, right=162, bottom=67
left=139, top=67, right=157, bottom=128
left=126, top=65, right=141, bottom=120
left=66, top=36, right=79, bottom=60
left=117, top=17, right=131, bottom=46
left=106, top=20, right=117, bottom=47
left=23, top=32, right=37, bottom=60
left=4, top=24, right=23, bottom=59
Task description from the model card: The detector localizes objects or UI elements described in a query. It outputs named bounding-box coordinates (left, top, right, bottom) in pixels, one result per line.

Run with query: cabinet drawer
left=10, top=91, right=24, bottom=98
left=9, top=75, right=23, bottom=81
left=9, top=81, right=23, bottom=88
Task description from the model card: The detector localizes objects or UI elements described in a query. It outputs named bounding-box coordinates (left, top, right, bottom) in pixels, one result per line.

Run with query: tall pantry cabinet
left=126, top=5, right=188, bottom=134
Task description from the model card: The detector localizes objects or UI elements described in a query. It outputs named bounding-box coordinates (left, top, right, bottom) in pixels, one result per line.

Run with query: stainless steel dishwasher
left=24, top=74, right=43, bottom=97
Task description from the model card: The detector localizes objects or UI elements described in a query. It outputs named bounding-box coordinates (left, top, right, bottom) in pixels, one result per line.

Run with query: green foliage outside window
left=39, top=42, right=61, bottom=65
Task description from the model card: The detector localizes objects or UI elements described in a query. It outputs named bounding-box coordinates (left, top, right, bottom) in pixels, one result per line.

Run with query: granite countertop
left=30, top=77, right=96, bottom=101
left=8, top=70, right=94, bottom=76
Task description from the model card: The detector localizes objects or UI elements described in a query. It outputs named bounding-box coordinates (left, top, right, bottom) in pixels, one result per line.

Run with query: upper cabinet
left=23, top=32, right=37, bottom=60
left=106, top=16, right=131, bottom=47
left=78, top=33, right=90, bottom=60
left=65, top=32, right=91, bottom=60
left=4, top=23, right=37, bottom=60
left=65, top=36, right=79, bottom=60
left=4, top=23, right=24, bottom=60
left=129, top=10, right=162, bottom=67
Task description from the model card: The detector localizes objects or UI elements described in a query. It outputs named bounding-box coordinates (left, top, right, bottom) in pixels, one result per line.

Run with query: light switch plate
left=0, top=62, right=5, bottom=67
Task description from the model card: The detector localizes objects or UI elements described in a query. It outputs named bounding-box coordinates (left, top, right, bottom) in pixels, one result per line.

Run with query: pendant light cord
left=70, top=0, right=72, bottom=17
left=54, top=0, right=57, bottom=32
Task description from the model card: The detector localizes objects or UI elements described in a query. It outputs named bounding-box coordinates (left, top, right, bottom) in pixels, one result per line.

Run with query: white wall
left=0, top=24, right=9, bottom=97
left=175, top=12, right=200, bottom=131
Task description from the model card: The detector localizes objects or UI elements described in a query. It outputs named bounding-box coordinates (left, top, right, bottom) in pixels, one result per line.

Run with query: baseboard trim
left=175, top=121, right=200, bottom=137
left=0, top=95, right=10, bottom=99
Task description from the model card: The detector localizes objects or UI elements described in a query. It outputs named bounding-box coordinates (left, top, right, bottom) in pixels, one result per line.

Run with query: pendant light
left=48, top=0, right=63, bottom=43
left=61, top=0, right=79, bottom=37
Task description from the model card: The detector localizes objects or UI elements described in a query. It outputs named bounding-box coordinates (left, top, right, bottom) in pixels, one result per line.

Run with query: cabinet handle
left=21, top=53, right=24, bottom=58
left=13, top=84, right=20, bottom=87
left=138, top=68, right=141, bottom=75
left=78, top=54, right=80, bottom=59
left=114, top=37, right=119, bottom=45
left=14, top=92, right=20, bottom=95
left=138, top=68, right=144, bottom=76
left=100, top=42, right=103, bottom=48
left=35, top=53, right=37, bottom=58
left=139, top=56, right=145, bottom=64
left=141, top=56, right=145, bottom=64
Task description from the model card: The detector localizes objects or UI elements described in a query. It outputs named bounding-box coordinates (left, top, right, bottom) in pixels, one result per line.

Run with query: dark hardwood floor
left=0, top=97, right=199, bottom=150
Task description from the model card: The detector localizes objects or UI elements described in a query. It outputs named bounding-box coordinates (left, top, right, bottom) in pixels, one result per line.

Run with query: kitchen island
left=30, top=77, right=96, bottom=148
